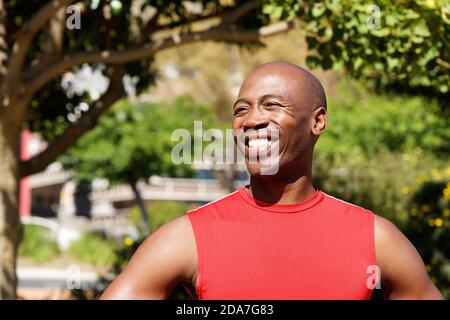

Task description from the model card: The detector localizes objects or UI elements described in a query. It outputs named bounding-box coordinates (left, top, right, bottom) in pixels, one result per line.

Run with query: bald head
left=232, top=61, right=328, bottom=177
left=241, top=61, right=327, bottom=111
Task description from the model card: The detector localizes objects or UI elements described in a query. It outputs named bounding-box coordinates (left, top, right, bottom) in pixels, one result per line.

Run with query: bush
left=314, top=149, right=445, bottom=226
left=78, top=201, right=195, bottom=299
left=67, top=232, right=119, bottom=269
left=317, top=79, right=449, bottom=158
left=404, top=167, right=450, bottom=298
left=19, top=225, right=60, bottom=263
left=76, top=231, right=192, bottom=300
left=129, top=200, right=191, bottom=234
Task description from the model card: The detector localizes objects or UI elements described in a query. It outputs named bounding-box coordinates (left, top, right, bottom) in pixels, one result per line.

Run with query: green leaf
left=413, top=19, right=431, bottom=37
left=387, top=57, right=400, bottom=69
left=353, top=57, right=364, bottom=71
left=306, top=56, right=320, bottom=68
left=385, top=14, right=398, bottom=27
left=311, top=3, right=326, bottom=18
left=370, top=28, right=390, bottom=37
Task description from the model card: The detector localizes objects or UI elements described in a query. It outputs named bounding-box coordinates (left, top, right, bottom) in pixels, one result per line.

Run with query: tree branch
left=0, top=0, right=7, bottom=78
left=136, top=8, right=162, bottom=43
left=25, top=20, right=296, bottom=94
left=6, top=0, right=76, bottom=79
left=34, top=7, right=66, bottom=70
left=20, top=65, right=125, bottom=177
left=24, top=0, right=264, bottom=94
left=219, top=0, right=260, bottom=25
left=150, top=0, right=260, bottom=36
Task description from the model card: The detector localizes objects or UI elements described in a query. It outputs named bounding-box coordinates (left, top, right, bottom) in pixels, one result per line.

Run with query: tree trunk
left=0, top=118, right=22, bottom=299
left=129, top=181, right=150, bottom=236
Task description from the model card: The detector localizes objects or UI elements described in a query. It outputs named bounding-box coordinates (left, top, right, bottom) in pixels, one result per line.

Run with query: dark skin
left=101, top=62, right=443, bottom=300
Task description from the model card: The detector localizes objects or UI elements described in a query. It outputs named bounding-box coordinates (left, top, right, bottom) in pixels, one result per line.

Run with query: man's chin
left=245, top=159, right=280, bottom=177
left=246, top=164, right=262, bottom=177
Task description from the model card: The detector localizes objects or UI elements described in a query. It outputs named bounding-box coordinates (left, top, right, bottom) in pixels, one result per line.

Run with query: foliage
left=8, top=0, right=448, bottom=146
left=304, top=0, right=449, bottom=106
left=67, top=232, right=120, bottom=269
left=18, top=225, right=60, bottom=263
left=265, top=0, right=450, bottom=107
left=59, top=96, right=217, bottom=184
left=128, top=200, right=191, bottom=234
left=317, top=78, right=449, bottom=157
left=0, top=0, right=281, bottom=142
left=404, top=168, right=450, bottom=298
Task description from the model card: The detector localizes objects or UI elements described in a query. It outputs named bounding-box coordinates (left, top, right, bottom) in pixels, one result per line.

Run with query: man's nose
left=242, top=106, right=269, bottom=131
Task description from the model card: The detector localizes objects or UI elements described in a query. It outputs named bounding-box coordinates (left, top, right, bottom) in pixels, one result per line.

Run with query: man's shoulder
left=187, top=189, right=242, bottom=216
left=321, top=191, right=374, bottom=216
left=373, top=214, right=402, bottom=244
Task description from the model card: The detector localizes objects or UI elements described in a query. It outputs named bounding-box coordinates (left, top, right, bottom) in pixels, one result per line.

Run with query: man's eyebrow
left=233, top=98, right=250, bottom=108
left=233, top=95, right=287, bottom=107
left=259, top=94, right=286, bottom=102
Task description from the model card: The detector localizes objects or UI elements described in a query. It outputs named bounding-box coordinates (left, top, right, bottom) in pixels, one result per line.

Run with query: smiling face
left=232, top=62, right=327, bottom=178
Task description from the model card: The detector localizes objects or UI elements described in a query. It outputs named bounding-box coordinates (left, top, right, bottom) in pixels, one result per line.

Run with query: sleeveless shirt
left=187, top=188, right=376, bottom=299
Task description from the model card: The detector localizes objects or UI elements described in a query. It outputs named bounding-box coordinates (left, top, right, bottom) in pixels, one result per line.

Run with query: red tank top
left=187, top=187, right=376, bottom=300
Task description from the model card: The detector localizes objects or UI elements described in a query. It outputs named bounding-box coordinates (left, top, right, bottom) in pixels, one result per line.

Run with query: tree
left=59, top=97, right=217, bottom=235
left=0, top=0, right=294, bottom=298
left=295, top=0, right=450, bottom=107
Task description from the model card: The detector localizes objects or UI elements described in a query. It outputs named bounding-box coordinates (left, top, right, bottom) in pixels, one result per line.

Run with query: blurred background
left=0, top=0, right=448, bottom=300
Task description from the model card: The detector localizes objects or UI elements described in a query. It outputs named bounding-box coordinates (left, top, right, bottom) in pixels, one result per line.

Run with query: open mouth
left=245, top=128, right=273, bottom=146
left=246, top=137, right=271, bottom=148
left=243, top=128, right=279, bottom=159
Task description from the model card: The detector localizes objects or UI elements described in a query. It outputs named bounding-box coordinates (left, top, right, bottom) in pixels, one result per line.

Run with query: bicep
left=374, top=215, right=443, bottom=300
left=100, top=215, right=197, bottom=300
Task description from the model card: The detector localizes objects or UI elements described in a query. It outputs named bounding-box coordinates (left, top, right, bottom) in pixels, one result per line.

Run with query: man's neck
left=248, top=164, right=316, bottom=205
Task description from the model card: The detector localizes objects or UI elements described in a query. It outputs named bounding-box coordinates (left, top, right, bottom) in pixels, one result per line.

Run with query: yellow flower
left=411, top=208, right=418, bottom=216
left=444, top=186, right=450, bottom=201
left=425, top=0, right=436, bottom=9
left=428, top=218, right=435, bottom=227
left=416, top=176, right=426, bottom=185
left=434, top=218, right=444, bottom=228
left=401, top=187, right=411, bottom=195
left=444, top=209, right=450, bottom=217
left=421, top=205, right=431, bottom=213
left=430, top=169, right=440, bottom=180
left=123, top=237, right=134, bottom=247
left=446, top=168, right=450, bottom=177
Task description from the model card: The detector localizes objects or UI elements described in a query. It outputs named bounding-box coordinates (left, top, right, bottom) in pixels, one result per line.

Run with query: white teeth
left=248, top=138, right=270, bottom=148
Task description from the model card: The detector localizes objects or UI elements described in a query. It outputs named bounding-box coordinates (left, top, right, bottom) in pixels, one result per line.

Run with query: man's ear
left=311, top=107, right=327, bottom=136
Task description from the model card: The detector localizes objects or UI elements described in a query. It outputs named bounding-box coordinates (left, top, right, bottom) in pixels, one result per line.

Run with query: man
left=101, top=62, right=443, bottom=300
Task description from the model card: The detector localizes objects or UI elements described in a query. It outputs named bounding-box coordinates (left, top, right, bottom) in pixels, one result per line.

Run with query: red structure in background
left=19, top=129, right=31, bottom=216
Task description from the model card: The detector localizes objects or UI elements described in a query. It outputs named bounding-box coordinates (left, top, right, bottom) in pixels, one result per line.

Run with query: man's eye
left=234, top=107, right=247, bottom=114
left=264, top=102, right=280, bottom=108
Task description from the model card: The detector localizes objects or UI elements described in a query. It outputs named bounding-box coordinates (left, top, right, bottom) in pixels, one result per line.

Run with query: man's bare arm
left=100, top=215, right=197, bottom=299
left=374, top=215, right=443, bottom=300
